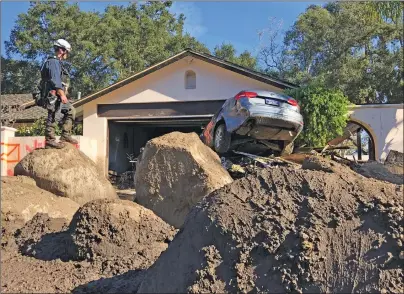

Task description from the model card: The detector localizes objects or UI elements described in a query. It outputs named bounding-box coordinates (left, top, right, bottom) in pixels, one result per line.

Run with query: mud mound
left=138, top=157, right=403, bottom=293
left=1, top=218, right=25, bottom=261
left=351, top=161, right=404, bottom=185
left=14, top=144, right=117, bottom=205
left=135, top=132, right=233, bottom=228
left=13, top=213, right=73, bottom=261
left=302, top=155, right=339, bottom=172
left=1, top=176, right=80, bottom=224
left=1, top=175, right=37, bottom=186
left=68, top=199, right=177, bottom=272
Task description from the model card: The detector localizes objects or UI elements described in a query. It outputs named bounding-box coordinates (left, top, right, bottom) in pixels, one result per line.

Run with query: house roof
left=1, top=105, right=47, bottom=122
left=1, top=94, right=47, bottom=122
left=73, top=49, right=298, bottom=108
left=1, top=94, right=33, bottom=106
left=14, top=106, right=47, bottom=122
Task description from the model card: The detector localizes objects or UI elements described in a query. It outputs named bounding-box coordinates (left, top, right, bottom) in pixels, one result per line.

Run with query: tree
left=5, top=1, right=210, bottom=98
left=285, top=83, right=350, bottom=147
left=213, top=43, right=258, bottom=70
left=1, top=56, right=40, bottom=94
left=259, top=2, right=403, bottom=104
left=366, top=1, right=404, bottom=26
left=256, top=17, right=298, bottom=80
left=3, top=1, right=261, bottom=97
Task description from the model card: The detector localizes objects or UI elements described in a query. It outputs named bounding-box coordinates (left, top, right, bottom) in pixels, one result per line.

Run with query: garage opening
left=108, top=118, right=210, bottom=175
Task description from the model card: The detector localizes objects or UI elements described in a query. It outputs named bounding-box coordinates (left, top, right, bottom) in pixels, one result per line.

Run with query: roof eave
left=72, top=49, right=298, bottom=108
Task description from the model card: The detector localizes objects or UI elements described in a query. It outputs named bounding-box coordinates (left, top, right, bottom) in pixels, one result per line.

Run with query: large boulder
left=385, top=150, right=404, bottom=167
left=1, top=176, right=80, bottom=225
left=134, top=132, right=233, bottom=228
left=138, top=157, right=403, bottom=293
left=14, top=144, right=117, bottom=205
left=68, top=199, right=177, bottom=272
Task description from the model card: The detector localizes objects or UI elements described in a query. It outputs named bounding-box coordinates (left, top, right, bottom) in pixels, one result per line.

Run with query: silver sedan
left=201, top=89, right=304, bottom=155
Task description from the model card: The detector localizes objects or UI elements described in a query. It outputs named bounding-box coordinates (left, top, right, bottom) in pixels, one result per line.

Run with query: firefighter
left=40, top=39, right=77, bottom=149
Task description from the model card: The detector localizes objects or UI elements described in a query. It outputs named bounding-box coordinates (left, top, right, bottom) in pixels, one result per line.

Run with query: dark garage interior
left=108, top=119, right=210, bottom=174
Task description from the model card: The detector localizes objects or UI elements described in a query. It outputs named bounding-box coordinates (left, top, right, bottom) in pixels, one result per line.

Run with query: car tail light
left=235, top=91, right=257, bottom=100
left=287, top=98, right=299, bottom=107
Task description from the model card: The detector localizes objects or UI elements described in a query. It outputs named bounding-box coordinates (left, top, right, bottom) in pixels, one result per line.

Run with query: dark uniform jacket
left=40, top=56, right=71, bottom=112
left=40, top=56, right=65, bottom=91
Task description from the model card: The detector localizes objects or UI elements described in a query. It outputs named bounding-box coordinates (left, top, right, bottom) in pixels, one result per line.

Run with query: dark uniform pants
left=45, top=100, right=76, bottom=143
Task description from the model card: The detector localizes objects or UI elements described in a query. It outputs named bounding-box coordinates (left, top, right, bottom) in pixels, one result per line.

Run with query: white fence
left=1, top=126, right=97, bottom=176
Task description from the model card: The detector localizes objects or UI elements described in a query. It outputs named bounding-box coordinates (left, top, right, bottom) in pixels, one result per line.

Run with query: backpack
left=32, top=80, right=48, bottom=108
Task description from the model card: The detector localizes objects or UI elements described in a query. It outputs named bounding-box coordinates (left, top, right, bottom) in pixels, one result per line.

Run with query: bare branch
left=256, top=17, right=287, bottom=74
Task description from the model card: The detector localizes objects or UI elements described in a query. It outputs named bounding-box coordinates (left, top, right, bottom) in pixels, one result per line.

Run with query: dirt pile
left=1, top=213, right=102, bottom=293
left=68, top=199, right=177, bottom=271
left=12, top=213, right=75, bottom=262
left=135, top=132, right=233, bottom=228
left=14, top=143, right=117, bottom=205
left=1, top=199, right=177, bottom=293
left=138, top=156, right=403, bottom=293
left=1, top=176, right=80, bottom=224
left=351, top=161, right=404, bottom=185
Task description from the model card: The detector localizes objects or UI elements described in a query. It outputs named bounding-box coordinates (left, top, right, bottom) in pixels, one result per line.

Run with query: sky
left=0, top=1, right=321, bottom=58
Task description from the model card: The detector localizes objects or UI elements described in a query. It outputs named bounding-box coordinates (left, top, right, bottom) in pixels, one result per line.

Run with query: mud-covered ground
left=136, top=156, right=403, bottom=293
left=1, top=155, right=403, bottom=293
left=1, top=200, right=175, bottom=294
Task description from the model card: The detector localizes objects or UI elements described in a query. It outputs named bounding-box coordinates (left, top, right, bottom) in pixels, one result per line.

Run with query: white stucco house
left=72, top=49, right=297, bottom=175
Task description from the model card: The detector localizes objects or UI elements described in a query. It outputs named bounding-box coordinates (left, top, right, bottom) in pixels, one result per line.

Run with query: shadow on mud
left=72, top=270, right=144, bottom=294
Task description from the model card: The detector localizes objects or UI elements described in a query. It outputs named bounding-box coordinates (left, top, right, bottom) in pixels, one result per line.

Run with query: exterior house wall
left=83, top=57, right=286, bottom=174
left=348, top=104, right=403, bottom=162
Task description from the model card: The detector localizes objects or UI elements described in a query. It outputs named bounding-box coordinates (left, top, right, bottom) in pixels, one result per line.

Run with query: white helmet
left=54, top=39, right=71, bottom=52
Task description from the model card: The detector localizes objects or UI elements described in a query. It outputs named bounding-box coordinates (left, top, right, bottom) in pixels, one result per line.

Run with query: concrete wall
left=349, top=104, right=403, bottom=162
left=1, top=127, right=97, bottom=176
left=83, top=57, right=286, bottom=174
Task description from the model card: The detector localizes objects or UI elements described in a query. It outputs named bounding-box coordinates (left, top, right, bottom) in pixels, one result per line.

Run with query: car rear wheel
left=214, top=123, right=231, bottom=154
left=280, top=141, right=294, bottom=156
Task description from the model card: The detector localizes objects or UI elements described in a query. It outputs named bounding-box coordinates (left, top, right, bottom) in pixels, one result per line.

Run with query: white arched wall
left=349, top=104, right=403, bottom=162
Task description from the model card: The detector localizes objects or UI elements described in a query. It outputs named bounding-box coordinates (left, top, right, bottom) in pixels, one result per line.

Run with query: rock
left=399, top=251, right=404, bottom=260
left=299, top=232, right=309, bottom=240
left=134, top=132, right=233, bottom=228
left=385, top=150, right=403, bottom=168
left=14, top=144, right=117, bottom=205
left=68, top=199, right=177, bottom=269
left=1, top=177, right=80, bottom=225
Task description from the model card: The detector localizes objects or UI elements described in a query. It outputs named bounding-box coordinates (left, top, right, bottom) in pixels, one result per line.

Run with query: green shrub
left=285, top=84, right=350, bottom=147
left=16, top=117, right=83, bottom=137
